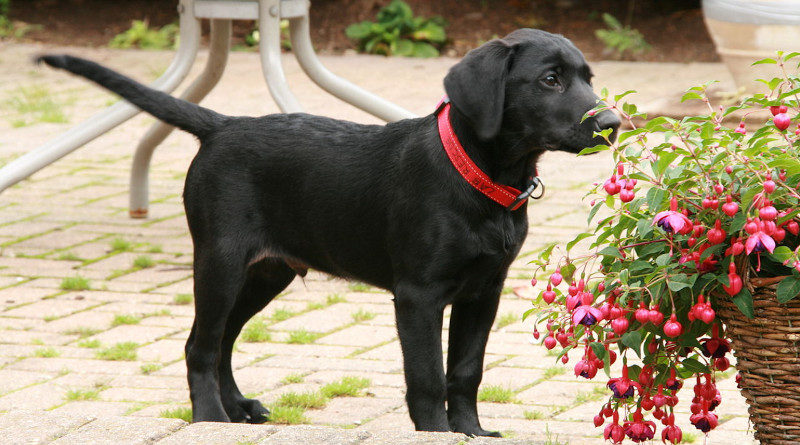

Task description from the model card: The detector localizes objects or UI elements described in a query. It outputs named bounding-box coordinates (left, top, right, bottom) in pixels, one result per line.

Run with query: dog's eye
left=543, top=74, right=559, bottom=87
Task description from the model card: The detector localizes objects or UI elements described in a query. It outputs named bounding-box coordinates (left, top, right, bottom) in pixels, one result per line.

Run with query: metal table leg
left=129, top=19, right=232, bottom=218
left=0, top=0, right=201, bottom=193
left=258, top=0, right=303, bottom=112
left=289, top=11, right=416, bottom=122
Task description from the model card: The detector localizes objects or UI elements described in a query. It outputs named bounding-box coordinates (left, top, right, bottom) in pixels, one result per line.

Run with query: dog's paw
left=239, top=398, right=269, bottom=424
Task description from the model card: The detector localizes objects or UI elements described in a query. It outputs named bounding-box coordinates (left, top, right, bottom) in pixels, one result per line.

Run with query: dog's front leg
left=446, top=286, right=503, bottom=437
left=394, top=282, right=450, bottom=432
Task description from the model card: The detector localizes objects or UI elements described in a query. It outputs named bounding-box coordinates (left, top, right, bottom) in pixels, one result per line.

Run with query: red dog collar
left=436, top=98, right=542, bottom=211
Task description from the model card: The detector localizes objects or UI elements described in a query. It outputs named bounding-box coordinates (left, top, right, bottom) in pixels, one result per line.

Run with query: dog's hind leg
left=218, top=259, right=296, bottom=423
left=445, top=285, right=503, bottom=437
left=393, top=282, right=451, bottom=432
left=186, top=248, right=247, bottom=422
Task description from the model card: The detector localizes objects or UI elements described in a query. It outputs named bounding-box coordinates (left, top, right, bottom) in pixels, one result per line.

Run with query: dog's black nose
left=594, top=110, right=621, bottom=142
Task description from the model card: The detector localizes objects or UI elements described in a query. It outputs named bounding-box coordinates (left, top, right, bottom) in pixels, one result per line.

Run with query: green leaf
left=646, top=187, right=666, bottom=211
left=681, top=357, right=709, bottom=374
left=578, top=144, right=610, bottom=156
left=567, top=233, right=594, bottom=251
left=561, top=263, right=577, bottom=283
left=681, top=92, right=703, bottom=102
left=394, top=38, right=414, bottom=56
left=732, top=287, right=754, bottom=319
left=410, top=42, right=439, bottom=58
left=752, top=57, right=777, bottom=65
left=538, top=243, right=557, bottom=262
left=770, top=246, right=794, bottom=265
left=620, top=331, right=643, bottom=358
left=667, top=273, right=696, bottom=291
left=599, top=246, right=622, bottom=259
left=345, top=22, right=374, bottom=40
left=590, top=342, right=606, bottom=361
left=777, top=276, right=800, bottom=303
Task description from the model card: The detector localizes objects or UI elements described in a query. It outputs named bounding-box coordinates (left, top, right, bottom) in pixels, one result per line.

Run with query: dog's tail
left=37, top=54, right=227, bottom=138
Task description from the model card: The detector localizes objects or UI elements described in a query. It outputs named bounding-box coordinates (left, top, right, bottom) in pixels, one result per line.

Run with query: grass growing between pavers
left=267, top=376, right=372, bottom=425
left=267, top=405, right=308, bottom=424
left=140, top=363, right=163, bottom=374
left=111, top=314, right=141, bottom=327
left=173, top=293, right=193, bottom=305
left=33, top=347, right=60, bottom=358
left=5, top=84, right=69, bottom=127
left=64, top=327, right=102, bottom=338
left=320, top=376, right=370, bottom=398
left=275, top=390, right=328, bottom=409
left=350, top=308, right=376, bottom=323
left=110, top=237, right=132, bottom=252
left=524, top=409, right=545, bottom=420
left=494, top=312, right=518, bottom=329
left=269, top=307, right=297, bottom=322
left=477, top=385, right=517, bottom=403
left=241, top=316, right=271, bottom=342
left=347, top=282, right=372, bottom=292
left=60, top=275, right=91, bottom=291
left=286, top=329, right=320, bottom=344
left=132, top=255, right=155, bottom=269
left=160, top=406, right=192, bottom=422
left=281, top=373, right=305, bottom=384
left=95, top=341, right=138, bottom=361
left=326, top=293, right=346, bottom=305
left=64, top=385, right=106, bottom=401
left=77, top=338, right=101, bottom=348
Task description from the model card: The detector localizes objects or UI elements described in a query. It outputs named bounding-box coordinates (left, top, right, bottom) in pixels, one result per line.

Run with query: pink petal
left=760, top=232, right=776, bottom=253
left=745, top=235, right=758, bottom=255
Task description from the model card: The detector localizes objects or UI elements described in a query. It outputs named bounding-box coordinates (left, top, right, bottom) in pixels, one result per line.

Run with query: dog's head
left=444, top=29, right=620, bottom=154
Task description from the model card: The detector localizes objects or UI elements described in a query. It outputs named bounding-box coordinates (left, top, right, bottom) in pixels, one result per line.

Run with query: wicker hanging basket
left=714, top=265, right=800, bottom=445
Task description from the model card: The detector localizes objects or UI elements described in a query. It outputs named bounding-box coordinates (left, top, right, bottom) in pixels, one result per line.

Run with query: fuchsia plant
left=526, top=52, right=800, bottom=444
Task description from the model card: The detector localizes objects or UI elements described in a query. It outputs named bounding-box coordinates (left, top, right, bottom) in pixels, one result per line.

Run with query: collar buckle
left=506, top=177, right=545, bottom=210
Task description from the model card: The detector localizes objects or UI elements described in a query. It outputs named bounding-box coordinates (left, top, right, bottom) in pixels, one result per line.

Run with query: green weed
left=111, top=314, right=141, bottom=327
left=351, top=308, right=376, bottom=322
left=95, top=342, right=138, bottom=361
left=160, top=406, right=192, bottom=422
left=60, top=276, right=90, bottom=291
left=241, top=317, right=271, bottom=342
left=320, top=376, right=370, bottom=398
left=286, top=329, right=319, bottom=344
left=477, top=385, right=516, bottom=403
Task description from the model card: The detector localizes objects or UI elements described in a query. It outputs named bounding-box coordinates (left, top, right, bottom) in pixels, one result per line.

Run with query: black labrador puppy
left=39, top=29, right=619, bottom=436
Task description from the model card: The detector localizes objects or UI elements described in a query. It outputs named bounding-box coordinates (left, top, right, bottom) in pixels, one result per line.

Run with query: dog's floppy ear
left=444, top=39, right=514, bottom=140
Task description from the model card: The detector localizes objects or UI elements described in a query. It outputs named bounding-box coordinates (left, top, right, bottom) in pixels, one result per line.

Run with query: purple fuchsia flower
left=607, top=376, right=639, bottom=399
left=700, top=336, right=731, bottom=359
left=745, top=231, right=776, bottom=254
left=653, top=197, right=693, bottom=235
left=571, top=305, right=603, bottom=326
left=690, top=410, right=718, bottom=433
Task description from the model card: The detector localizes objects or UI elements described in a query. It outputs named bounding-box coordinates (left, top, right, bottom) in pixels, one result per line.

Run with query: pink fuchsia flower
left=745, top=231, right=775, bottom=254
left=574, top=358, right=598, bottom=379
left=662, top=425, right=683, bottom=444
left=690, top=410, right=718, bottom=432
left=604, top=419, right=625, bottom=444
left=572, top=305, right=603, bottom=326
left=653, top=197, right=693, bottom=234
left=623, top=411, right=656, bottom=443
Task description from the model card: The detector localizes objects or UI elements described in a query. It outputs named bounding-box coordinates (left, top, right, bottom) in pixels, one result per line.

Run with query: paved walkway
left=0, top=42, right=755, bottom=444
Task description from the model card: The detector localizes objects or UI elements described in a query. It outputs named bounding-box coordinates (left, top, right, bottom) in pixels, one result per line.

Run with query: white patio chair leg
left=0, top=0, right=201, bottom=194
left=129, top=19, right=231, bottom=218
left=288, top=10, right=416, bottom=122
left=258, top=0, right=303, bottom=112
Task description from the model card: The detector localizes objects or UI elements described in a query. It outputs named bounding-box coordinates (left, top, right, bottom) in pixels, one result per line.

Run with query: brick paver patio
left=0, top=41, right=755, bottom=443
